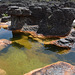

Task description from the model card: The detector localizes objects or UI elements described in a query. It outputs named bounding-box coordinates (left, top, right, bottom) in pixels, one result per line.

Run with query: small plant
left=2, top=14, right=8, bottom=17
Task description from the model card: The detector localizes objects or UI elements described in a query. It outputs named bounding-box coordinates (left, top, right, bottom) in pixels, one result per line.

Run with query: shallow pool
left=0, top=28, right=75, bottom=75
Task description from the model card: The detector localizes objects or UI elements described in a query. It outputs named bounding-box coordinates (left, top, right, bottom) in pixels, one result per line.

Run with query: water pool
left=0, top=28, right=75, bottom=75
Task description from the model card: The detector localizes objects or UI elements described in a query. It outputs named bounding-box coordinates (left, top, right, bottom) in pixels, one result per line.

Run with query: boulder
left=24, top=61, right=75, bottom=75
left=37, top=8, right=75, bottom=36
left=6, top=1, right=75, bottom=37
left=71, top=31, right=75, bottom=37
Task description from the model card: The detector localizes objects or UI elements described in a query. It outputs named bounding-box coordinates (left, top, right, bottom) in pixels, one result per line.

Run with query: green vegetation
left=2, top=14, right=8, bottom=17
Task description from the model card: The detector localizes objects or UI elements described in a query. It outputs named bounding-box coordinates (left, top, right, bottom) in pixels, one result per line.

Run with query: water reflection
left=11, top=32, right=32, bottom=49
left=44, top=44, right=70, bottom=54
left=0, top=28, right=13, bottom=40
left=0, top=28, right=75, bottom=75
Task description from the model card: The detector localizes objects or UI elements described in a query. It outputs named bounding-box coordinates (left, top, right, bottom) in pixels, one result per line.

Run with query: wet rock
left=1, top=16, right=11, bottom=22
left=0, top=39, right=12, bottom=51
left=49, top=29, right=75, bottom=48
left=65, top=37, right=75, bottom=42
left=24, top=61, right=75, bottom=75
left=55, top=39, right=73, bottom=48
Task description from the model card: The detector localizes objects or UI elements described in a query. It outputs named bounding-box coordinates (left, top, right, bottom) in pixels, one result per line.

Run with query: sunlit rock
left=0, top=39, right=12, bottom=51
left=0, top=69, right=6, bottom=75
left=24, top=61, right=75, bottom=75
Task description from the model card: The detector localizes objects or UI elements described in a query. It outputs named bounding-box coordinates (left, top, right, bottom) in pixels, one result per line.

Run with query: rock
left=9, top=5, right=75, bottom=37
left=64, top=1, right=75, bottom=8
left=0, top=69, right=6, bottom=75
left=72, top=43, right=75, bottom=48
left=72, top=20, right=75, bottom=28
left=0, top=4, right=8, bottom=14
left=8, top=6, right=31, bottom=16
left=21, top=25, right=39, bottom=32
left=37, top=8, right=75, bottom=36
left=1, top=16, right=11, bottom=22
left=71, top=31, right=75, bottom=37
left=55, top=39, right=73, bottom=48
left=48, top=29, right=75, bottom=48
left=24, top=61, right=75, bottom=75
left=5, top=21, right=11, bottom=26
left=65, top=37, right=75, bottom=42
left=0, top=39, right=12, bottom=51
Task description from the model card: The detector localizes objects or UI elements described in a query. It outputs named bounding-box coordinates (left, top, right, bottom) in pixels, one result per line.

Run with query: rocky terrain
left=0, top=0, right=75, bottom=75
left=8, top=1, right=75, bottom=37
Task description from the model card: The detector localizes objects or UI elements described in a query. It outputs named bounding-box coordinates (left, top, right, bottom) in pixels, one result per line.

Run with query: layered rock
left=24, top=61, right=75, bottom=75
left=49, top=29, right=75, bottom=48
left=1, top=16, right=11, bottom=22
left=8, top=1, right=75, bottom=37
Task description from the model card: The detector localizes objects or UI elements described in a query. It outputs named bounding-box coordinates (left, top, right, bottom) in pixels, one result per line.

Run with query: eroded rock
left=24, top=61, right=75, bottom=75
left=49, top=29, right=75, bottom=48
left=1, top=16, right=11, bottom=22
left=8, top=3, right=75, bottom=37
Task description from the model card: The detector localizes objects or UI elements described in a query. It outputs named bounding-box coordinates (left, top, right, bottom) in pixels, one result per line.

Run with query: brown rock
left=24, top=61, right=75, bottom=75
left=0, top=39, right=12, bottom=51
left=0, top=69, right=6, bottom=75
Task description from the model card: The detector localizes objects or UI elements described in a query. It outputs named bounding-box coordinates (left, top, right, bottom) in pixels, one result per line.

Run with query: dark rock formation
left=0, top=4, right=8, bottom=14
left=8, top=4, right=75, bottom=36
left=1, top=16, right=11, bottom=22
left=37, top=8, right=75, bottom=36
left=0, top=1, right=75, bottom=36
left=24, top=61, right=75, bottom=75
left=52, top=29, right=75, bottom=48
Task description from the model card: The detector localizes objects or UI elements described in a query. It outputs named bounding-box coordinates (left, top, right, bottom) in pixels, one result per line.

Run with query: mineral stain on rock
left=25, top=61, right=75, bottom=75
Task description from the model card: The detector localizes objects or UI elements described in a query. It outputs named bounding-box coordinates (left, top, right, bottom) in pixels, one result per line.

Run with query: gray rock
left=1, top=16, right=11, bottom=22
left=71, top=31, right=75, bottom=37
left=8, top=6, right=31, bottom=16
left=72, top=43, right=75, bottom=48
